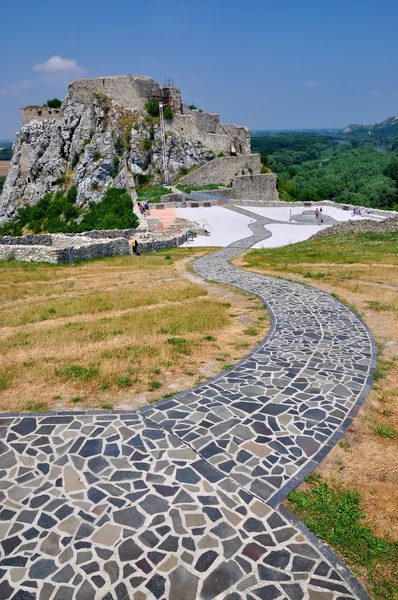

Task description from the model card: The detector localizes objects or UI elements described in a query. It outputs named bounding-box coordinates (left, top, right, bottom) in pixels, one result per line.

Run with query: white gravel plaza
left=176, top=206, right=256, bottom=247
left=176, top=204, right=384, bottom=249
left=240, top=204, right=385, bottom=223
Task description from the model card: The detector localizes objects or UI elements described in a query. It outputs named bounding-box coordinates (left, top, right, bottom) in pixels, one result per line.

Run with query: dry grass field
left=236, top=232, right=398, bottom=600
left=0, top=160, right=10, bottom=176
left=0, top=247, right=270, bottom=413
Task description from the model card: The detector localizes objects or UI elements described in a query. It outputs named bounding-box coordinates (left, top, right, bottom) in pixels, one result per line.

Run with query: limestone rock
left=0, top=74, right=252, bottom=223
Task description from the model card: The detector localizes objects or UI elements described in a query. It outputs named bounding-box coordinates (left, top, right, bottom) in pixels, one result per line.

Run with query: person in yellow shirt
left=131, top=237, right=138, bottom=256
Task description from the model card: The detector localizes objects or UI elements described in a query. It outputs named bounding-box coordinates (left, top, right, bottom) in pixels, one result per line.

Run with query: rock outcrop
left=0, top=75, right=251, bottom=223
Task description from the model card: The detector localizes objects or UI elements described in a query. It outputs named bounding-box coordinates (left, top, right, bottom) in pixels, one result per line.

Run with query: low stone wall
left=0, top=234, right=130, bottom=264
left=0, top=234, right=53, bottom=246
left=179, top=155, right=261, bottom=186
left=311, top=216, right=398, bottom=239
left=0, top=245, right=62, bottom=264
left=68, top=229, right=138, bottom=240
left=0, top=229, right=195, bottom=264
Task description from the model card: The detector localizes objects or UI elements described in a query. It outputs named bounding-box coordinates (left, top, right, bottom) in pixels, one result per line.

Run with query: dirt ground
left=234, top=254, right=398, bottom=542
left=0, top=249, right=270, bottom=413
left=0, top=161, right=10, bottom=176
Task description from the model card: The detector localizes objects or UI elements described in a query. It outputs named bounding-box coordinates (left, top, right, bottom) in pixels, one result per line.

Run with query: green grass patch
left=23, top=401, right=49, bottom=412
left=117, top=377, right=132, bottom=388
left=136, top=185, right=171, bottom=203
left=366, top=301, right=391, bottom=312
left=372, top=424, right=396, bottom=439
left=148, top=380, right=161, bottom=391
left=176, top=183, right=227, bottom=194
left=288, top=478, right=398, bottom=600
left=55, top=364, right=99, bottom=380
left=242, top=232, right=398, bottom=270
left=71, top=396, right=84, bottom=403
left=0, top=372, right=12, bottom=390
left=243, top=327, right=258, bottom=336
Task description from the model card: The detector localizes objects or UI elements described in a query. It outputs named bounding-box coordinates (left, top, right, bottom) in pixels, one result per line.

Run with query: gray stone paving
left=0, top=212, right=375, bottom=599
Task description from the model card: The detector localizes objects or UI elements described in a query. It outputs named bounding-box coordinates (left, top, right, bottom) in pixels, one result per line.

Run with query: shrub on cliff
left=45, top=98, right=62, bottom=109
left=164, top=106, right=173, bottom=120
left=79, top=188, right=138, bottom=230
left=146, top=99, right=160, bottom=117
left=0, top=187, right=138, bottom=236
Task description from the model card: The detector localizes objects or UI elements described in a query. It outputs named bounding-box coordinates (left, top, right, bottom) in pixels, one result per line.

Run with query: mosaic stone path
left=0, top=213, right=375, bottom=600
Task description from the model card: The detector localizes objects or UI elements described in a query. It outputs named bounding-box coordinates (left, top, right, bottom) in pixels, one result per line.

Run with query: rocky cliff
left=0, top=75, right=251, bottom=223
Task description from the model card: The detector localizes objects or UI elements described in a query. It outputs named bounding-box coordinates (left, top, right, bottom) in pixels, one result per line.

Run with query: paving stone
left=113, top=507, right=145, bottom=528
left=195, top=550, right=218, bottom=572
left=169, top=565, right=199, bottom=600
left=0, top=218, right=373, bottom=600
left=29, top=559, right=57, bottom=579
left=201, top=560, right=242, bottom=600
left=118, top=539, right=144, bottom=561
left=145, top=574, right=165, bottom=599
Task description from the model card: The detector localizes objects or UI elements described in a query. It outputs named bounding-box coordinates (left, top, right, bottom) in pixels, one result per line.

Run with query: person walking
left=144, top=201, right=150, bottom=214
left=315, top=208, right=319, bottom=220
left=131, top=237, right=139, bottom=256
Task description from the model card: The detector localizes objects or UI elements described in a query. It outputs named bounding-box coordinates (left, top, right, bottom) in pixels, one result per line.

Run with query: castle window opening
left=27, top=176, right=31, bottom=184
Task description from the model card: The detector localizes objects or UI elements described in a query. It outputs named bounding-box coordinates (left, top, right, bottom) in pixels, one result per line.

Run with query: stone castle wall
left=229, top=173, right=279, bottom=202
left=68, top=75, right=182, bottom=113
left=311, top=215, right=398, bottom=239
left=168, top=115, right=231, bottom=155
left=22, top=107, right=63, bottom=125
left=182, top=105, right=219, bottom=133
left=218, top=124, right=251, bottom=155
left=179, top=154, right=261, bottom=186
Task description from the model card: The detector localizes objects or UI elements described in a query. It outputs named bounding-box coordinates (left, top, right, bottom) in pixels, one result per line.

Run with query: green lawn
left=242, top=232, right=398, bottom=268
left=136, top=185, right=171, bottom=203
left=288, top=476, right=398, bottom=600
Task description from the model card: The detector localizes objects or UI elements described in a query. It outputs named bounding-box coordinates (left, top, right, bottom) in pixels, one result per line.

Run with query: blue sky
left=1, top=0, right=397, bottom=138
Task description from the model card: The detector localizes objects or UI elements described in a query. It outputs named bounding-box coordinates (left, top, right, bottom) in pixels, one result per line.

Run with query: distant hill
left=343, top=116, right=398, bottom=145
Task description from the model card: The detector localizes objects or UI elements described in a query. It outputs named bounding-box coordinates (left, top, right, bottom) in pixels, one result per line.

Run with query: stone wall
left=169, top=115, right=231, bottom=156
left=68, top=75, right=181, bottom=113
left=179, top=154, right=261, bottom=186
left=182, top=105, right=219, bottom=133
left=229, top=173, right=279, bottom=202
left=0, top=234, right=53, bottom=246
left=0, top=234, right=130, bottom=264
left=218, top=124, right=251, bottom=155
left=311, top=215, right=398, bottom=239
left=0, top=245, right=61, bottom=263
left=22, top=107, right=63, bottom=125
left=0, top=228, right=195, bottom=264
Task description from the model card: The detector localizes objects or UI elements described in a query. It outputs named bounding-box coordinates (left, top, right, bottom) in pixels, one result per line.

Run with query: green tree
left=45, top=98, right=62, bottom=108
left=146, top=99, right=159, bottom=117
left=164, top=106, right=173, bottom=120
left=383, top=157, right=398, bottom=182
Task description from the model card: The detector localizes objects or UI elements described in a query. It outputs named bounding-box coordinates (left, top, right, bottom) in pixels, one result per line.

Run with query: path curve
left=0, top=212, right=375, bottom=600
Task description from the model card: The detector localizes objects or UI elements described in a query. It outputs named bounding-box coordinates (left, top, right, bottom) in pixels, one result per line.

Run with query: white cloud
left=33, top=55, right=85, bottom=74
left=306, top=80, right=319, bottom=87
left=366, top=90, right=380, bottom=96
left=0, top=79, right=34, bottom=95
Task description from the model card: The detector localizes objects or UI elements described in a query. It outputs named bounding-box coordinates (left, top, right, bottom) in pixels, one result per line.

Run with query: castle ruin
left=1, top=74, right=277, bottom=224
